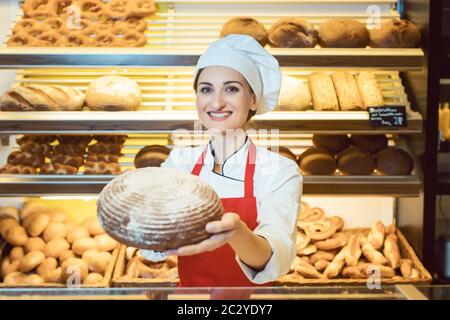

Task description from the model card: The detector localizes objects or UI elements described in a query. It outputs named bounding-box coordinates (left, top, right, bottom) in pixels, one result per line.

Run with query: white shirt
left=161, top=139, right=303, bottom=284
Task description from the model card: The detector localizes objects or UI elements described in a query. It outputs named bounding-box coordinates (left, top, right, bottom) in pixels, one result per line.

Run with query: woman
left=145, top=34, right=302, bottom=287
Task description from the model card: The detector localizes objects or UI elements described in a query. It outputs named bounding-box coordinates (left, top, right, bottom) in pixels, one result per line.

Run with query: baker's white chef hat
left=194, top=34, right=281, bottom=115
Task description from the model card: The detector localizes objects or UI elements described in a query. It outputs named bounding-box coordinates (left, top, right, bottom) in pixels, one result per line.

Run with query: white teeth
left=209, top=112, right=232, bottom=118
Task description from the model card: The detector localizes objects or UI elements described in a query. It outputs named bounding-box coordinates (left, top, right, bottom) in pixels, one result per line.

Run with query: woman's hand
left=163, top=212, right=243, bottom=256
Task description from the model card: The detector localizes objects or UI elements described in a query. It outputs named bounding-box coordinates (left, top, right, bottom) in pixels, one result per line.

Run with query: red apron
left=178, top=141, right=271, bottom=287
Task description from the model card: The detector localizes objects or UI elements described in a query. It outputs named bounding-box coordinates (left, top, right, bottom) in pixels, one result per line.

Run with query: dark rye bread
left=298, top=147, right=337, bottom=175
left=97, top=167, right=224, bottom=251
left=312, top=134, right=350, bottom=155
left=267, top=146, right=297, bottom=162
left=337, top=146, right=375, bottom=175
left=134, top=145, right=171, bottom=168
left=375, top=147, right=414, bottom=175
left=350, top=134, right=388, bottom=155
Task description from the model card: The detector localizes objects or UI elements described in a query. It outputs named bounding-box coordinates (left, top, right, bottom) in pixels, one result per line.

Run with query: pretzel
left=304, top=220, right=337, bottom=241
left=54, top=144, right=86, bottom=155
left=75, top=0, right=105, bottom=20
left=95, top=18, right=116, bottom=32
left=42, top=17, right=66, bottom=34
left=57, top=135, right=92, bottom=146
left=88, top=143, right=122, bottom=155
left=86, top=154, right=120, bottom=163
left=117, top=17, right=148, bottom=33
left=105, top=0, right=132, bottom=20
left=119, top=30, right=146, bottom=47
left=22, top=0, right=57, bottom=18
left=50, top=154, right=84, bottom=167
left=94, top=135, right=127, bottom=144
left=130, top=0, right=156, bottom=18
left=297, top=207, right=325, bottom=229
left=314, top=231, right=347, bottom=251
left=328, top=216, right=344, bottom=231
left=39, top=163, right=78, bottom=175
left=63, top=31, right=94, bottom=47
left=63, top=18, right=96, bottom=35
left=13, top=19, right=39, bottom=34
left=36, top=31, right=63, bottom=46
left=0, top=164, right=37, bottom=175
left=19, top=142, right=53, bottom=157
left=7, top=32, right=38, bottom=47
left=84, top=161, right=121, bottom=175
left=53, top=0, right=76, bottom=15
left=94, top=31, right=118, bottom=47
left=28, top=26, right=49, bottom=38
left=17, top=135, right=57, bottom=145
left=7, top=151, right=44, bottom=167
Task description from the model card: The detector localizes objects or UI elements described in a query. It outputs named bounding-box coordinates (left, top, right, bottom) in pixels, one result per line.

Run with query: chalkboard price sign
left=368, top=106, right=407, bottom=127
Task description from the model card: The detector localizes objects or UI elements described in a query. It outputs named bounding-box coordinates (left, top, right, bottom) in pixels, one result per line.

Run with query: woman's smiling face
left=195, top=66, right=257, bottom=132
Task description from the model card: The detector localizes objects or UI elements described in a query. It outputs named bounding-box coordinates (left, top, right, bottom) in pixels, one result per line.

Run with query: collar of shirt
left=201, top=137, right=250, bottom=182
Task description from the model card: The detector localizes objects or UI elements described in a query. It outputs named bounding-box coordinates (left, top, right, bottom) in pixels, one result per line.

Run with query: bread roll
left=308, top=72, right=339, bottom=111
left=43, top=238, right=70, bottom=258
left=85, top=76, right=142, bottom=111
left=332, top=72, right=364, bottom=111
left=267, top=146, right=297, bottom=162
left=0, top=207, right=19, bottom=221
left=369, top=19, right=421, bottom=48
left=355, top=71, right=384, bottom=108
left=268, top=18, right=318, bottom=48
left=312, top=134, right=350, bottom=154
left=82, top=250, right=111, bottom=273
left=4, top=225, right=28, bottom=246
left=375, top=147, right=414, bottom=175
left=83, top=273, right=104, bottom=285
left=26, top=212, right=50, bottom=237
left=319, top=19, right=369, bottom=48
left=24, top=237, right=46, bottom=253
left=62, top=258, right=89, bottom=282
left=0, top=218, right=19, bottom=238
left=276, top=76, right=311, bottom=111
left=220, top=17, right=268, bottom=47
left=72, top=238, right=99, bottom=255
left=134, top=145, right=171, bottom=168
left=95, top=234, right=118, bottom=252
left=19, top=251, right=45, bottom=273
left=337, top=146, right=375, bottom=175
left=300, top=152, right=337, bottom=175
left=97, top=167, right=224, bottom=251
left=66, top=226, right=90, bottom=244
left=43, top=221, right=67, bottom=242
left=297, top=147, right=333, bottom=167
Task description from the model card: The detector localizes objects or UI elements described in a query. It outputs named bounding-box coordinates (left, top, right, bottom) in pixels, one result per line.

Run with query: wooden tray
left=0, top=242, right=120, bottom=288
left=112, top=245, right=179, bottom=287
left=275, top=228, right=432, bottom=286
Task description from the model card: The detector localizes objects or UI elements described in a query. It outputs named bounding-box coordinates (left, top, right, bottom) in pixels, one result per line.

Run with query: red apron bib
left=178, top=141, right=271, bottom=287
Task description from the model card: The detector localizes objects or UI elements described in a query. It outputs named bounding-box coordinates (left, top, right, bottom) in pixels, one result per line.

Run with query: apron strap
left=191, top=141, right=256, bottom=197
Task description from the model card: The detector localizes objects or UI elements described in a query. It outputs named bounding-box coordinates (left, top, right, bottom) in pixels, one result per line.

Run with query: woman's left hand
left=163, top=212, right=242, bottom=256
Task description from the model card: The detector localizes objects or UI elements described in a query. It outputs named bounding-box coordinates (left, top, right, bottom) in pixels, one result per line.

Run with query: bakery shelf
left=0, top=110, right=423, bottom=134
left=0, top=0, right=424, bottom=69
left=0, top=174, right=421, bottom=196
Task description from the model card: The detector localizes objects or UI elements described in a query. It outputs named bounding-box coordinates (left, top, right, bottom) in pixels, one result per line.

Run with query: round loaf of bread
left=267, top=146, right=297, bottom=162
left=220, top=17, right=268, bottom=47
left=268, top=18, right=318, bottom=48
left=319, top=19, right=369, bottom=48
left=134, top=145, right=171, bottom=168
left=297, top=147, right=334, bottom=165
left=369, top=19, right=421, bottom=48
left=375, top=147, right=413, bottom=175
left=312, top=134, right=350, bottom=154
left=350, top=134, right=388, bottom=155
left=97, top=167, right=224, bottom=251
left=85, top=76, right=142, bottom=111
left=299, top=149, right=337, bottom=175
left=337, top=146, right=375, bottom=175
left=276, top=75, right=311, bottom=111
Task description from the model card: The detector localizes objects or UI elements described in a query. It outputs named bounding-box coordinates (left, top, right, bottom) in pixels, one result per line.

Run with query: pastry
left=384, top=234, right=401, bottom=269
left=97, top=167, right=224, bottom=251
left=130, top=0, right=156, bottom=18
left=349, top=134, right=388, bottom=155
left=104, top=0, right=132, bottom=20
left=308, top=72, right=339, bottom=111
left=369, top=19, right=421, bottom=48
left=39, top=163, right=78, bottom=175
left=315, top=232, right=347, bottom=251
left=297, top=207, right=325, bottom=229
left=0, top=85, right=85, bottom=111
left=85, top=76, right=142, bottom=111
left=7, top=151, right=44, bottom=167
left=84, top=161, right=121, bottom=175
left=134, top=145, right=171, bottom=168
left=312, top=134, right=350, bottom=154
left=375, top=147, right=414, bottom=175
left=7, top=32, right=38, bottom=47
left=319, top=19, right=369, bottom=48
left=276, top=76, right=311, bottom=111
left=88, top=142, right=123, bottom=155
left=268, top=18, right=318, bottom=48
left=63, top=31, right=94, bottom=47
left=22, top=0, right=57, bottom=18
left=0, top=164, right=37, bottom=174
left=337, top=146, right=375, bottom=175
left=220, top=17, right=268, bottom=47
left=355, top=71, right=384, bottom=108
left=331, top=71, right=364, bottom=111
left=76, top=0, right=105, bottom=20
left=12, top=18, right=39, bottom=34
left=86, top=154, right=120, bottom=163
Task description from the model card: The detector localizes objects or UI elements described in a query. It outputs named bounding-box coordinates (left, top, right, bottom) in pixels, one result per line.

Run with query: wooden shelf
left=0, top=110, right=423, bottom=134
left=0, top=174, right=421, bottom=196
left=0, top=47, right=424, bottom=69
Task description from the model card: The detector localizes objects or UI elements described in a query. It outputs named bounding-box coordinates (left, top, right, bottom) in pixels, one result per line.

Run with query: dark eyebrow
left=224, top=81, right=243, bottom=87
left=198, top=82, right=212, bottom=86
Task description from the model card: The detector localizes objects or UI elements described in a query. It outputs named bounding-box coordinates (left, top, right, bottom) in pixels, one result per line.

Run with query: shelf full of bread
left=0, top=132, right=420, bottom=196
left=0, top=0, right=423, bottom=69
left=0, top=68, right=422, bottom=133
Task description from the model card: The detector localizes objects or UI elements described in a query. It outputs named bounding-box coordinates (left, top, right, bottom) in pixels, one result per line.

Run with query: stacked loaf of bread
left=220, top=17, right=420, bottom=48
left=97, top=167, right=224, bottom=251
left=0, top=202, right=118, bottom=286
left=298, top=134, right=414, bottom=176
left=278, top=201, right=422, bottom=282
left=8, top=0, right=155, bottom=48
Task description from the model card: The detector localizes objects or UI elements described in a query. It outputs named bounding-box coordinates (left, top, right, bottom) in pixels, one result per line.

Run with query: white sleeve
left=236, top=157, right=302, bottom=284
left=160, top=147, right=195, bottom=172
